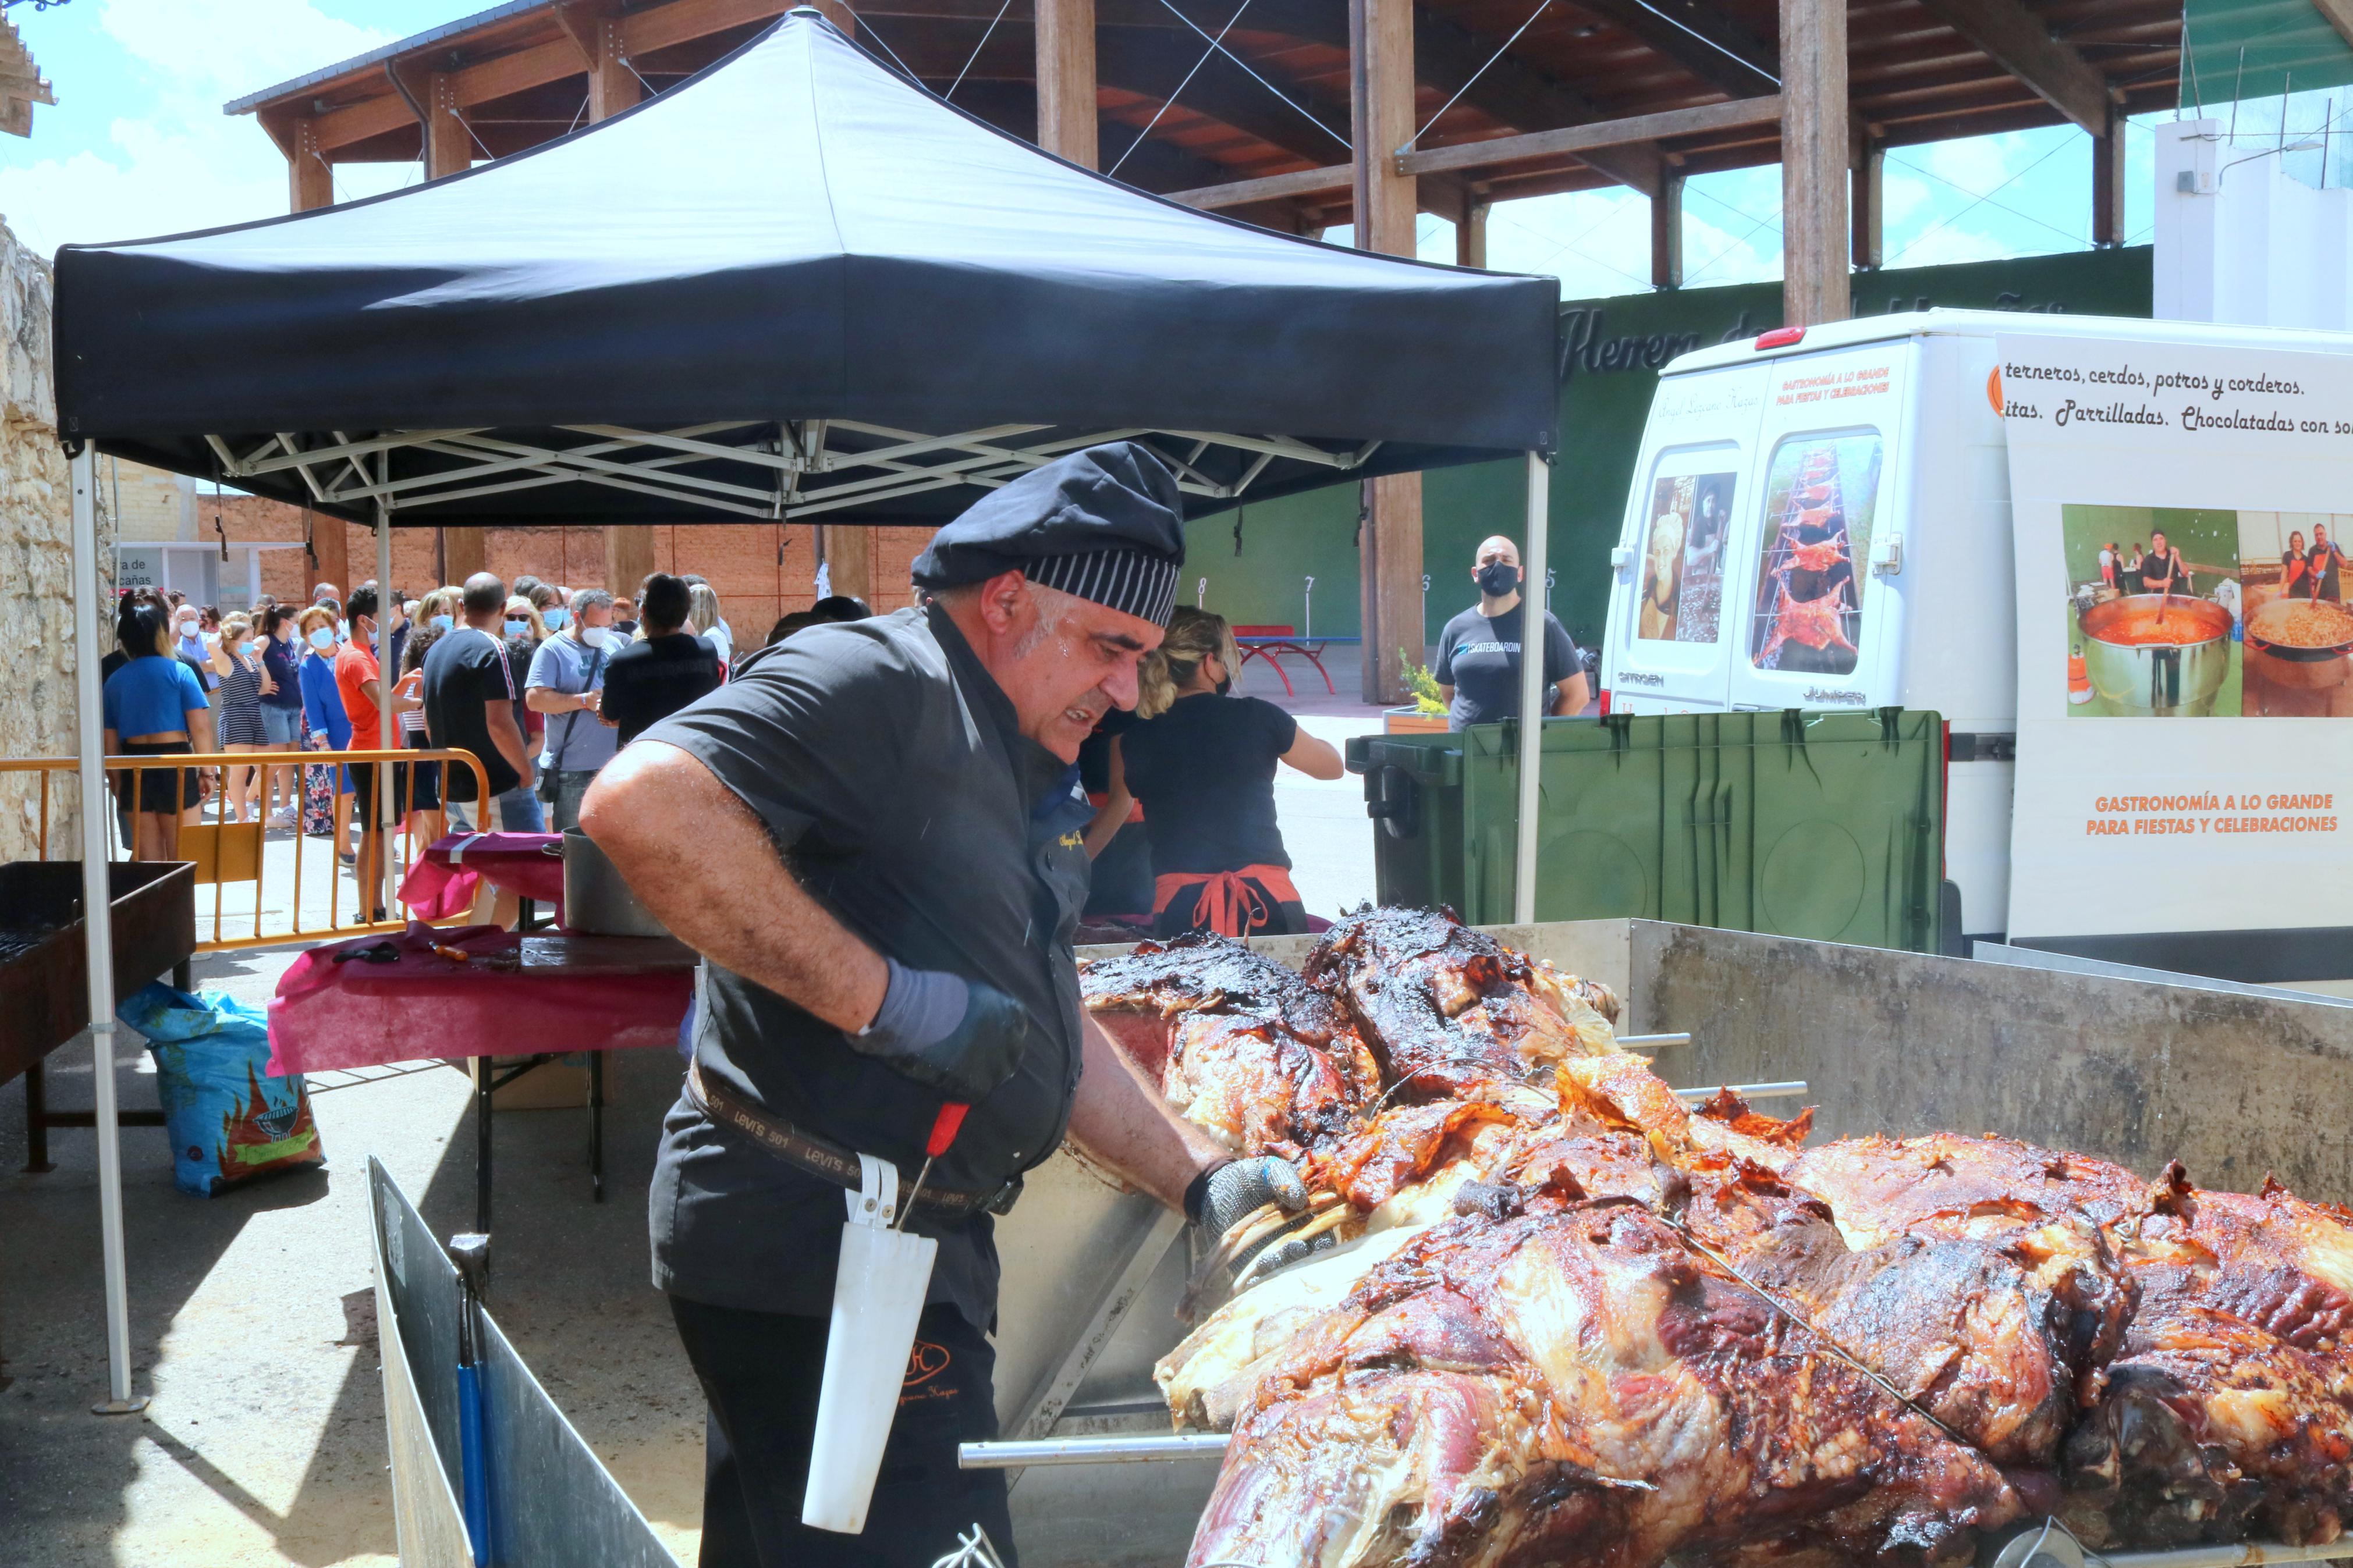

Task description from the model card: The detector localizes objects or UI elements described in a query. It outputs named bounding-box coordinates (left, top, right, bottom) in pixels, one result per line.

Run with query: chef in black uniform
left=582, top=443, right=1312, bottom=1568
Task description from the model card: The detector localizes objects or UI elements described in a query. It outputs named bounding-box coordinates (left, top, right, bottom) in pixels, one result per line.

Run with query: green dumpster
left=1344, top=709, right=1946, bottom=953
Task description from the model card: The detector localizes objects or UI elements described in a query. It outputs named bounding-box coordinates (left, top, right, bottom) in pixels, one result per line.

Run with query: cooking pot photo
left=2075, top=593, right=2234, bottom=716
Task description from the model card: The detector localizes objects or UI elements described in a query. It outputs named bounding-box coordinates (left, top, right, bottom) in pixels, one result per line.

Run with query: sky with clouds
left=3, top=0, right=2163, bottom=300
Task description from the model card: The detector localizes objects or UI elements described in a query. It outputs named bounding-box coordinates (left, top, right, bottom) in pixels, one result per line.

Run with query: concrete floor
left=0, top=944, right=707, bottom=1567
left=0, top=656, right=1389, bottom=1567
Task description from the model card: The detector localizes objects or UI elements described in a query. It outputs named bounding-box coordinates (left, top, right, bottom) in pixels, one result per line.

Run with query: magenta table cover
left=400, top=831, right=568, bottom=923
left=268, top=922, right=691, bottom=1075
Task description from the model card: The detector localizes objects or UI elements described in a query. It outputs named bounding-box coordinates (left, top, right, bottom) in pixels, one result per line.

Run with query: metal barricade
left=369, top=1155, right=682, bottom=1568
left=0, top=749, right=492, bottom=952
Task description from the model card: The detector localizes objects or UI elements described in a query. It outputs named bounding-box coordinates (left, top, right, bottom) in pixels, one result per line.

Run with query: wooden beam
left=1399, top=95, right=1783, bottom=179
left=625, top=0, right=792, bottom=56
left=1353, top=0, right=1421, bottom=708
left=1566, top=0, right=1780, bottom=98
left=558, top=3, right=645, bottom=122
left=1781, top=0, right=1850, bottom=324
left=1910, top=0, right=2108, bottom=136
left=2092, top=97, right=2126, bottom=246
left=1036, top=0, right=1098, bottom=168
left=1652, top=172, right=1684, bottom=287
left=1097, top=28, right=1350, bottom=165
left=1410, top=11, right=1664, bottom=196
left=1170, top=163, right=1353, bottom=209
left=289, top=115, right=334, bottom=212
left=1852, top=138, right=1884, bottom=270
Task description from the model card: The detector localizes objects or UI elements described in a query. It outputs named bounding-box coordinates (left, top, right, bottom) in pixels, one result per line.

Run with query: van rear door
left=1606, top=365, right=1770, bottom=713
left=1725, top=344, right=1912, bottom=713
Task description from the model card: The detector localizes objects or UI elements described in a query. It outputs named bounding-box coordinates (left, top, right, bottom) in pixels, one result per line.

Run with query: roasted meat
left=1303, top=906, right=1619, bottom=1099
left=1116, top=911, right=2353, bottom=1567
left=1081, top=932, right=1379, bottom=1155
left=1187, top=1192, right=2023, bottom=1568
left=1784, top=1135, right=2353, bottom=1546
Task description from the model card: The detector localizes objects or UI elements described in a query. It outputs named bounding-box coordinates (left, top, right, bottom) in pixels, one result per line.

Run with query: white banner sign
left=2000, top=332, right=2353, bottom=944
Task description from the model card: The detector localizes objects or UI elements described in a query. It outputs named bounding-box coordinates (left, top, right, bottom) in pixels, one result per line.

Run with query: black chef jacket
left=641, top=604, right=1093, bottom=1330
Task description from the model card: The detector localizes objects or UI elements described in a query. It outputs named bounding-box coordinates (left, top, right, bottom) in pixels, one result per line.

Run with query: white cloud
left=0, top=0, right=404, bottom=258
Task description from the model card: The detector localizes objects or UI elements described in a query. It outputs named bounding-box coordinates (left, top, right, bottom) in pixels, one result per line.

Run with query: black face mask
left=1214, top=673, right=1234, bottom=697
left=1476, top=561, right=1520, bottom=598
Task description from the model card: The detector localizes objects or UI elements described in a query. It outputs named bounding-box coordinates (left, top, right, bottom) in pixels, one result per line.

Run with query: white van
left=1595, top=309, right=2353, bottom=957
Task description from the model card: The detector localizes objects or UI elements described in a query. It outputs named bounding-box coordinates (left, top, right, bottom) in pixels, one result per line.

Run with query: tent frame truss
left=203, top=421, right=1383, bottom=524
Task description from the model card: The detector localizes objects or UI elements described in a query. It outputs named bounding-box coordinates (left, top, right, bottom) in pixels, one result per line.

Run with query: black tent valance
left=56, top=10, right=1558, bottom=527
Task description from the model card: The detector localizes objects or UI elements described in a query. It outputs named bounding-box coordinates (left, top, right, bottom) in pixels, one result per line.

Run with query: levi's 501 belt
left=683, top=1057, right=1023, bottom=1219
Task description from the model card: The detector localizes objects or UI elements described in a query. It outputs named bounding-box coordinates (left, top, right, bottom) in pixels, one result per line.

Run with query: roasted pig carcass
left=1783, top=1135, right=2353, bottom=1546
left=1187, top=1188, right=2024, bottom=1568
left=1081, top=933, right=1380, bottom=1155
left=1303, top=906, right=1619, bottom=1100
left=2066, top=1169, right=2353, bottom=1547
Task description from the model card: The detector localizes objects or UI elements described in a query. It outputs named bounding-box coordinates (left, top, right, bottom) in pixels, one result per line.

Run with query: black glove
left=850, top=958, right=1028, bottom=1104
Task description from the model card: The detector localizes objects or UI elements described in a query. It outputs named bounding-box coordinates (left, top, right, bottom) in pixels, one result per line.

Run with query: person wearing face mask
left=1434, top=535, right=1588, bottom=731
left=296, top=605, right=358, bottom=862
left=526, top=588, right=620, bottom=830
left=172, top=603, right=221, bottom=695
left=1105, top=607, right=1343, bottom=937
left=336, top=586, right=421, bottom=914
left=213, top=613, right=271, bottom=823
left=255, top=605, right=308, bottom=827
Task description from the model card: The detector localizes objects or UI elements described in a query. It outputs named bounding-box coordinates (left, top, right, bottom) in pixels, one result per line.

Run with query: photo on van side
left=2236, top=511, right=2353, bottom=716
left=2060, top=504, right=2242, bottom=717
left=1637, top=470, right=1734, bottom=643
left=1748, top=433, right=1881, bottom=675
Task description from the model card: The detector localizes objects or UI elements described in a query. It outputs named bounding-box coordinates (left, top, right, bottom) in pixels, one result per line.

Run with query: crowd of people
left=93, top=570, right=855, bottom=906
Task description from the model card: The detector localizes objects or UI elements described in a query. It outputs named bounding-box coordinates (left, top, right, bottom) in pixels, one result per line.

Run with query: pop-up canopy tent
left=50, top=8, right=1562, bottom=1407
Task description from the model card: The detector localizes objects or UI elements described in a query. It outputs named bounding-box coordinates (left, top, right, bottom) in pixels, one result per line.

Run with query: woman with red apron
left=1110, top=607, right=1343, bottom=938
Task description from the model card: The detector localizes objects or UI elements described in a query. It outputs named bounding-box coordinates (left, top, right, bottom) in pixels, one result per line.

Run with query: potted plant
left=1386, top=650, right=1451, bottom=734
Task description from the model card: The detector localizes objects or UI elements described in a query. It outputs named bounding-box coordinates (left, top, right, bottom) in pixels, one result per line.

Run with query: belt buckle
left=982, top=1173, right=1024, bottom=1217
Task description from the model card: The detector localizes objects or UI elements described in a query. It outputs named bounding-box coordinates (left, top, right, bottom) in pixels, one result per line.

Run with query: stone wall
left=0, top=217, right=105, bottom=861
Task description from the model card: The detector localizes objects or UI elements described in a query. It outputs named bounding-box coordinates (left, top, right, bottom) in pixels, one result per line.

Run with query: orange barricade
left=0, top=748, right=494, bottom=952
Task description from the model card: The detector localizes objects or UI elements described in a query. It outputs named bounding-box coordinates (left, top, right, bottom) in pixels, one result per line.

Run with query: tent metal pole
left=72, top=445, right=145, bottom=1416
left=376, top=472, right=395, bottom=919
left=1513, top=450, right=1549, bottom=925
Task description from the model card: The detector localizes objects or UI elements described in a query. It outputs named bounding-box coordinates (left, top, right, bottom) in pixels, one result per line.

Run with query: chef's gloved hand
left=1187, top=1155, right=1335, bottom=1281
left=851, top=957, right=1029, bottom=1104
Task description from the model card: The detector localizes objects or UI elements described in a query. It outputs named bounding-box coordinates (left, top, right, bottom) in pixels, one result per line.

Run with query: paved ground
left=0, top=649, right=1392, bottom=1566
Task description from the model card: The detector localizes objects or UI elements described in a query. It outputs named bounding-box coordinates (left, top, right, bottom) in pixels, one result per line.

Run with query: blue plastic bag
left=118, top=983, right=326, bottom=1197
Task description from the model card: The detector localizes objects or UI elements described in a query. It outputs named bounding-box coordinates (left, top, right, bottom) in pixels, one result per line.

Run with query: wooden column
left=289, top=116, right=332, bottom=212
left=1779, top=0, right=1850, bottom=325
left=1456, top=200, right=1489, bottom=269
left=424, top=72, right=471, bottom=180
left=1352, top=0, right=1423, bottom=703
left=1852, top=140, right=1884, bottom=271
left=821, top=525, right=874, bottom=603
left=445, top=528, right=487, bottom=584
left=1652, top=174, right=1684, bottom=288
left=2092, top=98, right=2127, bottom=247
left=308, top=515, right=349, bottom=603
left=602, top=525, right=653, bottom=600
left=1036, top=0, right=1098, bottom=168
left=810, top=0, right=857, bottom=33
left=587, top=15, right=642, bottom=121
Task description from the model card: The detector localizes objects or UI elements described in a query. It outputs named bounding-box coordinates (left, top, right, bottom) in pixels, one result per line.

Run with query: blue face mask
left=505, top=618, right=529, bottom=638
left=430, top=614, right=454, bottom=632
left=542, top=606, right=569, bottom=630
left=307, top=627, right=336, bottom=652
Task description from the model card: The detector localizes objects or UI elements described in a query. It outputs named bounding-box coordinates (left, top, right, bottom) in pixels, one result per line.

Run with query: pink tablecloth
left=268, top=922, right=694, bottom=1075
left=399, top=831, right=568, bottom=923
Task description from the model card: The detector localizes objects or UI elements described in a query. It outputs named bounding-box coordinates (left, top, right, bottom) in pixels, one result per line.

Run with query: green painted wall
left=1181, top=246, right=2156, bottom=654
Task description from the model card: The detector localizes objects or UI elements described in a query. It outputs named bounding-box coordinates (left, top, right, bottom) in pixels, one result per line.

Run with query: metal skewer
left=1673, top=1080, right=1807, bottom=1103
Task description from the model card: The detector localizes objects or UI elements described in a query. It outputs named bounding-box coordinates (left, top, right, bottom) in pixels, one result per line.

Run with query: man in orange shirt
left=334, top=586, right=415, bottom=918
